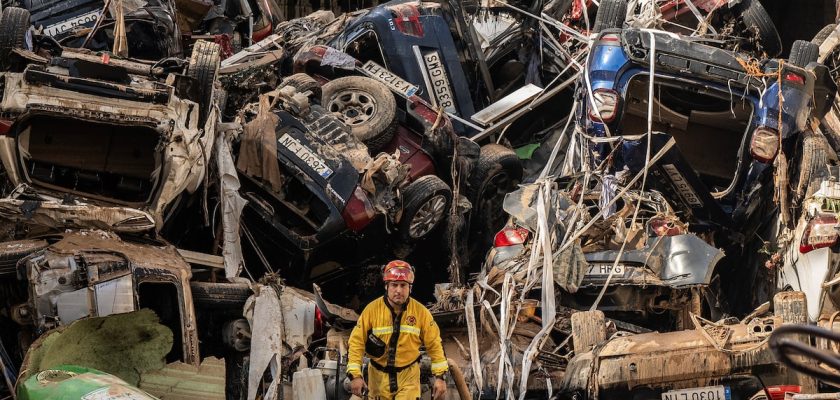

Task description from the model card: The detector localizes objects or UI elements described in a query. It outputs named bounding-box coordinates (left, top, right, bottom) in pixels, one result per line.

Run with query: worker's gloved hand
left=350, top=377, right=367, bottom=397
left=432, top=377, right=447, bottom=399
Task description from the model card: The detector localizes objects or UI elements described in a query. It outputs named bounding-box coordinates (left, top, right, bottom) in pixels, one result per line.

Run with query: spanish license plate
left=360, top=60, right=418, bottom=98
left=43, top=10, right=101, bottom=37
left=662, top=385, right=731, bottom=400
left=585, top=263, right=626, bottom=277
left=278, top=133, right=333, bottom=179
left=422, top=51, right=456, bottom=113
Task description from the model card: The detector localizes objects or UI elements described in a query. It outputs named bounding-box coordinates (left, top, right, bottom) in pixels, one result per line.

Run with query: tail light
left=765, top=385, right=801, bottom=400
left=342, top=187, right=376, bottom=232
left=392, top=5, right=424, bottom=38
left=800, top=213, right=840, bottom=253
left=648, top=217, right=684, bottom=237
left=597, top=33, right=621, bottom=45
left=750, top=126, right=780, bottom=163
left=494, top=227, right=530, bottom=247
left=783, top=72, right=805, bottom=85
left=587, top=89, right=619, bottom=123
left=313, top=306, right=325, bottom=339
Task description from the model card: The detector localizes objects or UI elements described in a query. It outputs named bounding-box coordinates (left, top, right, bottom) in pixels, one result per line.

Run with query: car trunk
left=16, top=115, right=163, bottom=206
left=620, top=76, right=754, bottom=194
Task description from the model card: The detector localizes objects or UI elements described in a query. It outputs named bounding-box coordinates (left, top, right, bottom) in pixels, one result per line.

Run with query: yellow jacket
left=347, top=296, right=448, bottom=377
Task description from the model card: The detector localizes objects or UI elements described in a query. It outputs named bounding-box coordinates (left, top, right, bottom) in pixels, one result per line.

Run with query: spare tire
left=788, top=40, right=819, bottom=68
left=399, top=175, right=452, bottom=242
left=0, top=7, right=30, bottom=71
left=592, top=0, right=627, bottom=33
left=812, top=24, right=837, bottom=46
left=187, top=40, right=221, bottom=125
left=736, top=0, right=782, bottom=57
left=321, top=76, right=397, bottom=151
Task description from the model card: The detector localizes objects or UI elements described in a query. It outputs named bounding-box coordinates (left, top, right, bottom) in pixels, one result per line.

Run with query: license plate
left=43, top=10, right=101, bottom=37
left=278, top=133, right=334, bottom=179
left=422, top=51, right=456, bottom=113
left=360, top=60, right=418, bottom=98
left=585, top=263, right=626, bottom=277
left=662, top=386, right=731, bottom=400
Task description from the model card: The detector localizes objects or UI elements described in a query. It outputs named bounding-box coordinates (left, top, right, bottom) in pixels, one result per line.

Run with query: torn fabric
left=236, top=95, right=285, bottom=193
left=215, top=130, right=247, bottom=278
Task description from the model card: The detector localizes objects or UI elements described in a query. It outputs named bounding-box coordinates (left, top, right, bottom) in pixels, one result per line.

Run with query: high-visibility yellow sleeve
left=420, top=308, right=449, bottom=375
left=347, top=306, right=371, bottom=377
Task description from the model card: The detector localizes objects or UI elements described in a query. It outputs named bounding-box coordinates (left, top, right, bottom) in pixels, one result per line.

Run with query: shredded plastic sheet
left=236, top=95, right=285, bottom=193
left=215, top=130, right=247, bottom=278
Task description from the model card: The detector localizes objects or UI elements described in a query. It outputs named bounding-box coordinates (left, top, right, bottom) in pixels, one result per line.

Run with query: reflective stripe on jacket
left=347, top=296, right=448, bottom=378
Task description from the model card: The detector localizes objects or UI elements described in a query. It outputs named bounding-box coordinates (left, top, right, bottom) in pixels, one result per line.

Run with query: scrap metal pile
left=4, top=0, right=840, bottom=399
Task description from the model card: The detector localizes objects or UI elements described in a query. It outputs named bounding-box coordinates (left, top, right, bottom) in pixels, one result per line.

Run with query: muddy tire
left=794, top=130, right=835, bottom=201
left=571, top=310, right=607, bottom=354
left=812, top=24, right=837, bottom=45
left=399, top=175, right=452, bottom=242
left=592, top=0, right=627, bottom=33
left=190, top=281, right=252, bottom=307
left=281, top=73, right=322, bottom=100
left=0, top=7, right=29, bottom=71
left=187, top=40, right=222, bottom=125
left=321, top=76, right=397, bottom=151
left=466, top=144, right=523, bottom=252
left=0, top=239, right=47, bottom=276
left=789, top=40, right=819, bottom=68
left=736, top=0, right=782, bottom=57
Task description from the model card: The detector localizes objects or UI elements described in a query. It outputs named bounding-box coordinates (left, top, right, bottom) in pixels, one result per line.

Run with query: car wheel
left=812, top=24, right=837, bottom=46
left=788, top=40, right=819, bottom=68
left=190, top=281, right=253, bottom=308
left=0, top=7, right=30, bottom=71
left=187, top=40, right=222, bottom=125
left=794, top=130, right=835, bottom=202
left=466, top=144, right=523, bottom=253
left=592, top=0, right=627, bottom=33
left=735, top=0, right=782, bottom=57
left=399, top=176, right=452, bottom=242
left=281, top=73, right=322, bottom=100
left=0, top=239, right=47, bottom=276
left=321, top=76, right=397, bottom=152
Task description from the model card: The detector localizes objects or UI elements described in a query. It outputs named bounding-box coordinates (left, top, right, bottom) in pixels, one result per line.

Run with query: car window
left=344, top=29, right=387, bottom=68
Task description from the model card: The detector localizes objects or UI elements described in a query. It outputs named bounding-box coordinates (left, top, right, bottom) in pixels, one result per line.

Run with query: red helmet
left=383, top=260, right=415, bottom=284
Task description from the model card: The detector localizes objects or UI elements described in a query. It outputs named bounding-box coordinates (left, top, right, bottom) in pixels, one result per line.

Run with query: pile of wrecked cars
left=5, top=0, right=840, bottom=399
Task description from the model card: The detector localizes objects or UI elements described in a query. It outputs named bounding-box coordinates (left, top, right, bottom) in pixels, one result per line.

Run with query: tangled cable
left=769, top=324, right=840, bottom=385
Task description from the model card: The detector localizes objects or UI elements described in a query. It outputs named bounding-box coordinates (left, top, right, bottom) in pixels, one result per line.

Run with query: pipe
left=447, top=358, right=470, bottom=400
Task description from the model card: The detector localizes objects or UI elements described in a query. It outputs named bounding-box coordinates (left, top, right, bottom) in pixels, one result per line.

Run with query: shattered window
left=95, top=275, right=136, bottom=317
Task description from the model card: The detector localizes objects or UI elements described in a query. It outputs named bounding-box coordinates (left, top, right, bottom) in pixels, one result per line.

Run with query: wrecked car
left=233, top=77, right=508, bottom=287
left=289, top=0, right=575, bottom=141
left=0, top=11, right=222, bottom=231
left=584, top=0, right=832, bottom=315
left=559, top=292, right=816, bottom=400
left=21, top=0, right=184, bottom=59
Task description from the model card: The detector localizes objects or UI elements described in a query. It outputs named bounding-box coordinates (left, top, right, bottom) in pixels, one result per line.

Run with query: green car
left=18, top=365, right=158, bottom=400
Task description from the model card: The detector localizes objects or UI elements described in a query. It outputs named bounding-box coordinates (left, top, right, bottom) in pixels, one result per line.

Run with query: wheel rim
left=327, top=89, right=378, bottom=126
left=408, top=194, right=447, bottom=239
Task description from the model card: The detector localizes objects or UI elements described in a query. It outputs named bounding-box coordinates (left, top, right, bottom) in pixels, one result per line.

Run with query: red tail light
left=0, top=119, right=12, bottom=135
left=800, top=214, right=840, bottom=253
left=313, top=306, right=325, bottom=339
left=648, top=217, right=684, bottom=237
left=392, top=5, right=424, bottom=38
left=587, top=89, right=619, bottom=123
left=765, top=385, right=801, bottom=400
left=750, top=126, right=780, bottom=163
left=597, top=33, right=620, bottom=45
left=784, top=72, right=805, bottom=85
left=342, top=187, right=376, bottom=232
left=494, top=227, right=530, bottom=247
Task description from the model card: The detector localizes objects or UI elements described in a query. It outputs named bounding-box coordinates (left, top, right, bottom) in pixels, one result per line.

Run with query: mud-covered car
left=559, top=292, right=816, bottom=400
left=0, top=9, right=222, bottom=231
left=234, top=75, right=521, bottom=285
left=19, top=0, right=183, bottom=59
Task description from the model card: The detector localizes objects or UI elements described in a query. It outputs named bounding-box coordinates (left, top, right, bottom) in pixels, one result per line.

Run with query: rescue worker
left=347, top=260, right=449, bottom=399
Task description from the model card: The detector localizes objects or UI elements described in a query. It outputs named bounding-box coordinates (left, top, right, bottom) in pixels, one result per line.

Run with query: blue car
left=578, top=0, right=836, bottom=315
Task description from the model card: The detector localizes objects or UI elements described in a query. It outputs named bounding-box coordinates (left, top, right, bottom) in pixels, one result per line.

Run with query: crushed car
left=0, top=8, right=222, bottom=231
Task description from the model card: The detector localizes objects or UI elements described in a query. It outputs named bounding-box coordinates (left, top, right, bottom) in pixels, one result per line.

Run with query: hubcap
left=408, top=194, right=447, bottom=239
left=327, top=89, right=378, bottom=126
